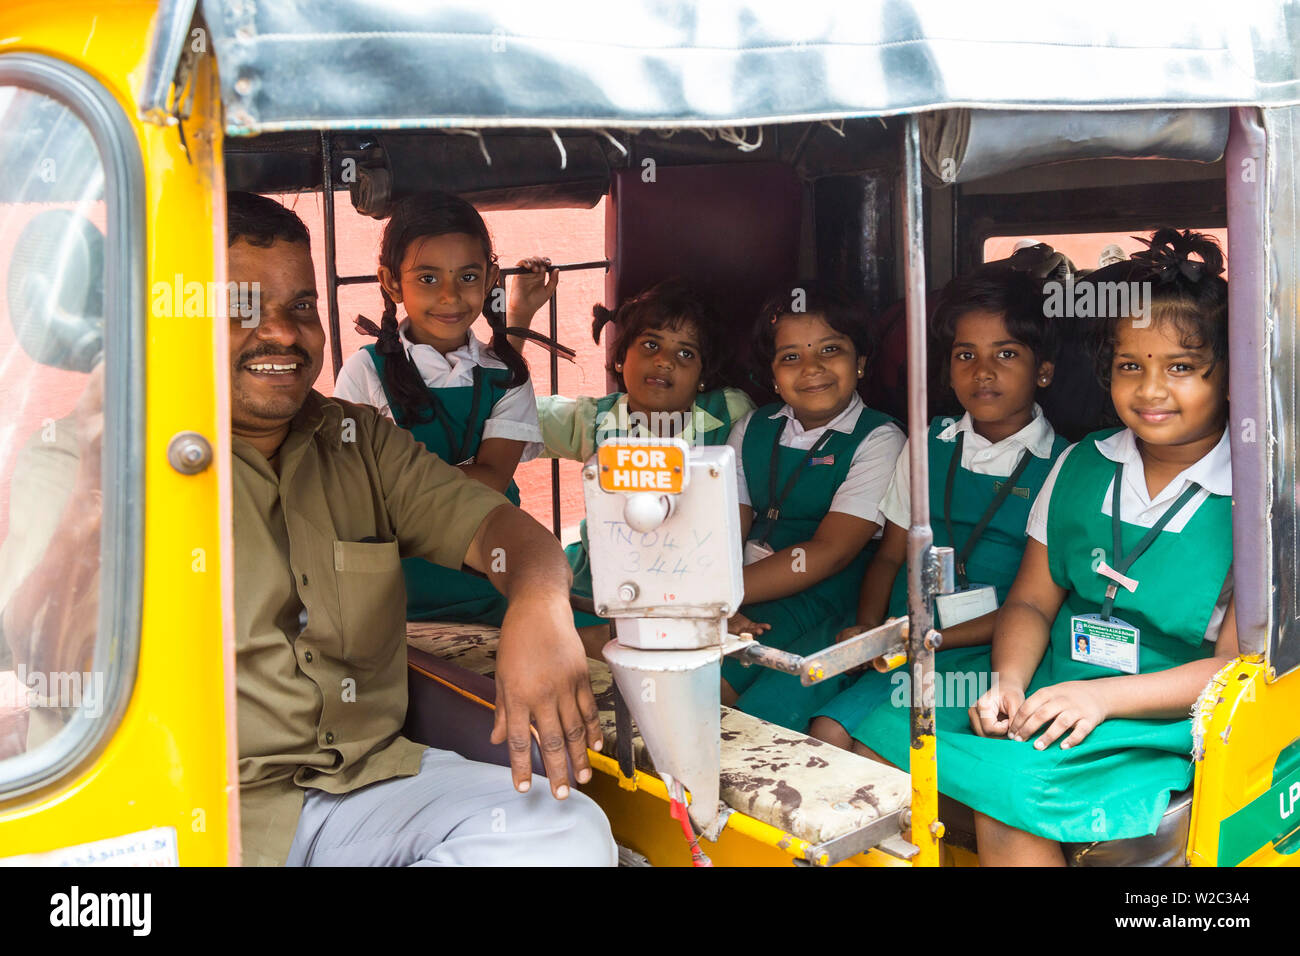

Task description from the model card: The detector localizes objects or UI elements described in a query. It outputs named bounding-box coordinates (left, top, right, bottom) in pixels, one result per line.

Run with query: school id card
left=934, top=584, right=997, bottom=629
left=1070, top=613, right=1140, bottom=674
left=743, top=540, right=775, bottom=565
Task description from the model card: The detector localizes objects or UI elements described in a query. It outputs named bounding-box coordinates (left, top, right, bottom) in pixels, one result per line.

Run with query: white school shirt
left=1026, top=426, right=1233, bottom=641
left=333, top=322, right=543, bottom=461
left=879, top=403, right=1058, bottom=529
left=727, top=394, right=905, bottom=527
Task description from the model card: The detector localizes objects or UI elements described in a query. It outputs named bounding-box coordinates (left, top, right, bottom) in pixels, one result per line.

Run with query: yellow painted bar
left=909, top=731, right=942, bottom=866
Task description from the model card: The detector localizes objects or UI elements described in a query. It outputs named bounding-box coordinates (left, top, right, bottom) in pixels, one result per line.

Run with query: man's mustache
left=237, top=344, right=313, bottom=368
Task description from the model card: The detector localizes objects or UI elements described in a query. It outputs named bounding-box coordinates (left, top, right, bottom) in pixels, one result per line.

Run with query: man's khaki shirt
left=234, top=391, right=509, bottom=866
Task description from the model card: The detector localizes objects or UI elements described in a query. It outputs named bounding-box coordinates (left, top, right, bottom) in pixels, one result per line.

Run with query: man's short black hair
left=226, top=191, right=310, bottom=248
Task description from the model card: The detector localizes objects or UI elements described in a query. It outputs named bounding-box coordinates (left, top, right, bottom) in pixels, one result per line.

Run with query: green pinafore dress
left=817, top=418, right=1066, bottom=733
left=566, top=389, right=737, bottom=628
left=365, top=345, right=519, bottom=625
left=722, top=403, right=896, bottom=731
left=850, top=429, right=1232, bottom=842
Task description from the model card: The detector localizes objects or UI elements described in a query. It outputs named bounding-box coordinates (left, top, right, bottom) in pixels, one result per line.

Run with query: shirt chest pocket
left=333, top=539, right=405, bottom=667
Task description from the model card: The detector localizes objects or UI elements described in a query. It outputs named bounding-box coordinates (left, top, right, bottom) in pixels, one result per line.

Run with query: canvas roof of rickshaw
left=162, top=0, right=1300, bottom=137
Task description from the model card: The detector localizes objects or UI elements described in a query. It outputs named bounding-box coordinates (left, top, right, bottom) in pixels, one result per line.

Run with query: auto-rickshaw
left=0, top=0, right=1298, bottom=867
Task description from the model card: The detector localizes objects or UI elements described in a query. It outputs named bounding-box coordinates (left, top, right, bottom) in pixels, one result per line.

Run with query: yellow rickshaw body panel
left=0, top=2, right=235, bottom=864
left=1189, top=658, right=1300, bottom=867
left=581, top=751, right=907, bottom=868
left=0, top=1, right=1296, bottom=871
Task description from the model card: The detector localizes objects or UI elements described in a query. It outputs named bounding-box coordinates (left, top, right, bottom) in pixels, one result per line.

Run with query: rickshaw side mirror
left=7, top=208, right=104, bottom=372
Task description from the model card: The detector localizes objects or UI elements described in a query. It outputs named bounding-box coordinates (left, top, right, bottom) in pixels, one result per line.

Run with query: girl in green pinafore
left=810, top=268, right=1068, bottom=749
left=720, top=283, right=905, bottom=731
left=524, top=279, right=755, bottom=656
left=860, top=229, right=1236, bottom=864
left=334, top=192, right=553, bottom=625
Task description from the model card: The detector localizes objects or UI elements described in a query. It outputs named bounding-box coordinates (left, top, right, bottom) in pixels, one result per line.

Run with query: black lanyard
left=1100, top=461, right=1202, bottom=620
left=417, top=367, right=483, bottom=465
left=942, top=431, right=1033, bottom=588
left=753, top=418, right=834, bottom=542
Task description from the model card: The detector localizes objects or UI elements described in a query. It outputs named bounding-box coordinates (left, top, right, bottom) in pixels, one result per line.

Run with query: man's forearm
left=475, top=504, right=573, bottom=602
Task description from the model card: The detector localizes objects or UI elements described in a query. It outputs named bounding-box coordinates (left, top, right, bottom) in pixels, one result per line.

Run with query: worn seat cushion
left=407, top=622, right=911, bottom=847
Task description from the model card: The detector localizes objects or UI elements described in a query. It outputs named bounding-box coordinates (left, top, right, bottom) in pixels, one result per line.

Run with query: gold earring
left=615, top=363, right=623, bottom=372
left=698, top=382, right=705, bottom=392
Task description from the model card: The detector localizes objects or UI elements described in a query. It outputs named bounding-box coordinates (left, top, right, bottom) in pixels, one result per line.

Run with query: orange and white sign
left=597, top=442, right=686, bottom=494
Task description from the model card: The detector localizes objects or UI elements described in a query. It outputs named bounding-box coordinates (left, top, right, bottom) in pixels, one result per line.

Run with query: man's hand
left=506, top=257, right=558, bottom=329
left=1005, top=680, right=1107, bottom=750
left=969, top=680, right=1026, bottom=738
left=489, top=592, right=603, bottom=798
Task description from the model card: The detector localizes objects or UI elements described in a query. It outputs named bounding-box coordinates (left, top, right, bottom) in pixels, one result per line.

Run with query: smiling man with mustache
left=225, top=192, right=614, bottom=867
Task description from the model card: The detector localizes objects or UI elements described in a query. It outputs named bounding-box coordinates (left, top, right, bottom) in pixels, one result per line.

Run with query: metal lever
left=730, top=617, right=909, bottom=686
left=733, top=545, right=957, bottom=685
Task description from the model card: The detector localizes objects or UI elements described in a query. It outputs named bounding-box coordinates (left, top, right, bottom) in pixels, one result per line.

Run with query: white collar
left=769, top=393, right=864, bottom=437
left=1095, top=426, right=1232, bottom=502
left=936, top=403, right=1056, bottom=459
left=397, top=321, right=503, bottom=372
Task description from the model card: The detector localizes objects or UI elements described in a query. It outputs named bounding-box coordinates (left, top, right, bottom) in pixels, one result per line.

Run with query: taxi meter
left=584, top=436, right=923, bottom=835
left=583, top=437, right=743, bottom=647
left=584, top=436, right=745, bottom=829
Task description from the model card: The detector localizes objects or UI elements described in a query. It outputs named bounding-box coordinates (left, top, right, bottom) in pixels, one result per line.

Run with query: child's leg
left=974, top=811, right=1065, bottom=866
left=720, top=678, right=738, bottom=707
left=849, top=739, right=894, bottom=765
left=808, top=716, right=853, bottom=749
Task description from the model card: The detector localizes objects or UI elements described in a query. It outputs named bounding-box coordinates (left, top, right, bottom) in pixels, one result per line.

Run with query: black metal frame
left=317, top=133, right=610, bottom=537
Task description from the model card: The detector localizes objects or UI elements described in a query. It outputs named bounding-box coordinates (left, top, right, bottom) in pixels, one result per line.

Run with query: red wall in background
left=278, top=194, right=609, bottom=542
left=984, top=229, right=1229, bottom=273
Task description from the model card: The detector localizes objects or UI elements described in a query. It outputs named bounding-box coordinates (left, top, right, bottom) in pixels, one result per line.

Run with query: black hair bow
left=1129, top=236, right=1207, bottom=284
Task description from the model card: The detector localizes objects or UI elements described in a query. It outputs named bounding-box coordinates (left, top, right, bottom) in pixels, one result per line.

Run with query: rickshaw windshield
left=0, top=54, right=144, bottom=797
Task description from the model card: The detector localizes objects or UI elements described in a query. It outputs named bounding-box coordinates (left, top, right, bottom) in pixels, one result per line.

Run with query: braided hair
left=354, top=192, right=529, bottom=425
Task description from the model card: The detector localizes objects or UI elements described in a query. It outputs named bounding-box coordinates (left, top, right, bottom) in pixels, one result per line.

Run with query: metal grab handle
left=927, top=545, right=957, bottom=597
left=728, top=617, right=909, bottom=687
left=733, top=546, right=967, bottom=686
left=728, top=546, right=956, bottom=687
